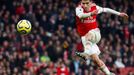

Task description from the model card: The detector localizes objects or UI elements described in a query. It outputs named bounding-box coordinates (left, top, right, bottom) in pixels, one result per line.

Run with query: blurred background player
left=75, top=0, right=128, bottom=75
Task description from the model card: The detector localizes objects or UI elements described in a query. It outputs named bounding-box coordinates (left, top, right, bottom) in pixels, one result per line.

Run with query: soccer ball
left=17, top=20, right=32, bottom=34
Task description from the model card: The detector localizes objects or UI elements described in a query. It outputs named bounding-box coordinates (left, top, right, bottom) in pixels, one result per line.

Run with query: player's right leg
left=90, top=54, right=115, bottom=75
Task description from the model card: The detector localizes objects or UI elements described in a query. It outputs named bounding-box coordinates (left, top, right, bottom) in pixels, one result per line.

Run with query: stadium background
left=0, top=0, right=134, bottom=75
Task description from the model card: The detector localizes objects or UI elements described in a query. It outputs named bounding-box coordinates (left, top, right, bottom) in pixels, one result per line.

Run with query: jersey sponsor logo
left=81, top=19, right=96, bottom=23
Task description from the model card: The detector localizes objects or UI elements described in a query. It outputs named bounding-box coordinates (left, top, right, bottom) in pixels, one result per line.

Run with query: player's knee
left=94, top=59, right=104, bottom=67
left=90, top=54, right=103, bottom=66
left=87, top=29, right=101, bottom=44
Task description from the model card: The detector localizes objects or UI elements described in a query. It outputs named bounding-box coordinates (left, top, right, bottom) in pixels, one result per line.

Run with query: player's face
left=81, top=0, right=91, bottom=9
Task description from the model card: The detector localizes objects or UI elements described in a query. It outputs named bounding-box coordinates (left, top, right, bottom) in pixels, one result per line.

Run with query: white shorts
left=81, top=28, right=101, bottom=56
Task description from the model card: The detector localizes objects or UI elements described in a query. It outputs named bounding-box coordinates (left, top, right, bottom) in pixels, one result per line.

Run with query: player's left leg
left=76, top=28, right=101, bottom=61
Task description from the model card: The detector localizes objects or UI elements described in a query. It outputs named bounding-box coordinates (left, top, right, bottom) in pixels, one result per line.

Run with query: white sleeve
left=75, top=7, right=92, bottom=19
left=96, top=5, right=121, bottom=15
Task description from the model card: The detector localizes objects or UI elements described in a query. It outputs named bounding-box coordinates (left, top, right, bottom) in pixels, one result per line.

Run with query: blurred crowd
left=0, top=0, right=134, bottom=75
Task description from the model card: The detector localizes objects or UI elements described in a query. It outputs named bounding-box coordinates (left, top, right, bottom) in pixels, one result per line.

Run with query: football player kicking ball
left=75, top=0, right=128, bottom=75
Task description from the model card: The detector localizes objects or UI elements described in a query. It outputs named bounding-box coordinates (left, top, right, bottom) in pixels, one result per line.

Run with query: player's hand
left=91, top=10, right=98, bottom=16
left=119, top=13, right=129, bottom=19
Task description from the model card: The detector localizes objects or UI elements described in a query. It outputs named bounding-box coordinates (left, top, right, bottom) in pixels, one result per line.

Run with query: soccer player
left=75, top=0, right=128, bottom=75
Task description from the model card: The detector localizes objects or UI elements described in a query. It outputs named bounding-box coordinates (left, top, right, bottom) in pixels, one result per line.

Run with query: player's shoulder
left=76, top=4, right=83, bottom=9
left=76, top=5, right=83, bottom=11
left=90, top=3, right=97, bottom=7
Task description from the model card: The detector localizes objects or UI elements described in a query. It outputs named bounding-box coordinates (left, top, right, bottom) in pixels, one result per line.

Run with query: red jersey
left=76, top=4, right=98, bottom=36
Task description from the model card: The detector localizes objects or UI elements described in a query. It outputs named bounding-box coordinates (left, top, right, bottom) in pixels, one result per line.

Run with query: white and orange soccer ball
left=17, top=20, right=32, bottom=34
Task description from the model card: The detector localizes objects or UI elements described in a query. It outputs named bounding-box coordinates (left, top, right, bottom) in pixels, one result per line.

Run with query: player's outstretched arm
left=97, top=5, right=129, bottom=19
